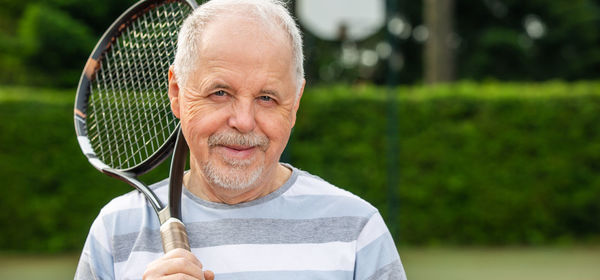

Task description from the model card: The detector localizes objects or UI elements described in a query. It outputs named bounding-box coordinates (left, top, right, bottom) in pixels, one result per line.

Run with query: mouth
left=215, top=144, right=258, bottom=160
left=207, top=131, right=269, bottom=162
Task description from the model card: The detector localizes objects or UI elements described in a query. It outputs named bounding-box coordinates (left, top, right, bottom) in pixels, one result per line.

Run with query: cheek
left=257, top=112, right=294, bottom=150
left=180, top=101, right=227, bottom=149
left=181, top=97, right=209, bottom=122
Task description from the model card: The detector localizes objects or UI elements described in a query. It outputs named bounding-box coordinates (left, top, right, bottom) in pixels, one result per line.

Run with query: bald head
left=173, top=0, right=304, bottom=94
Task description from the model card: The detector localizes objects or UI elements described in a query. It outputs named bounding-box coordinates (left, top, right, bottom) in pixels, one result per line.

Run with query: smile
left=215, top=144, right=259, bottom=161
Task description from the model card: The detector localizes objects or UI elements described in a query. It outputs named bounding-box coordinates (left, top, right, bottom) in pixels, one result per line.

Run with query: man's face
left=172, top=15, right=302, bottom=191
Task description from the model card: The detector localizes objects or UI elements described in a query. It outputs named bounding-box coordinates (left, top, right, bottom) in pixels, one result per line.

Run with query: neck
left=184, top=163, right=291, bottom=205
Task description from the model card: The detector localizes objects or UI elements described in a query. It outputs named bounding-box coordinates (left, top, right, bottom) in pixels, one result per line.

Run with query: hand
left=143, top=248, right=215, bottom=280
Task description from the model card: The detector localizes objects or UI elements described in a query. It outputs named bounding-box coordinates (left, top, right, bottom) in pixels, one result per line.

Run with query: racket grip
left=160, top=218, right=190, bottom=252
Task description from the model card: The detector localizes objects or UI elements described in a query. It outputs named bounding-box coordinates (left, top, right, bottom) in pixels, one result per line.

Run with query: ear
left=290, top=79, right=305, bottom=127
left=168, top=66, right=181, bottom=119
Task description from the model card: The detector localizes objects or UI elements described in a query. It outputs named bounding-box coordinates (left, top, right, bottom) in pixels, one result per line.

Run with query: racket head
left=74, top=0, right=198, bottom=175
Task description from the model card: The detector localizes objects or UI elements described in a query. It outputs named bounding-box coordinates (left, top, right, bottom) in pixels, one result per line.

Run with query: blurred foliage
left=1, top=82, right=599, bottom=252
left=456, top=0, right=600, bottom=81
left=0, top=0, right=598, bottom=87
left=17, top=3, right=96, bottom=86
left=0, top=86, right=168, bottom=252
left=0, top=0, right=135, bottom=87
left=291, top=81, right=600, bottom=245
left=302, top=0, right=600, bottom=84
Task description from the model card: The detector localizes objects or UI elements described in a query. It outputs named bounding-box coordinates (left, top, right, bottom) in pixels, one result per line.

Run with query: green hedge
left=1, top=82, right=599, bottom=252
left=290, top=81, right=600, bottom=245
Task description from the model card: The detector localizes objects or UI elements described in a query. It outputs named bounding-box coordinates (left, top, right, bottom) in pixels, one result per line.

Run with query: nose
left=228, top=98, right=256, bottom=133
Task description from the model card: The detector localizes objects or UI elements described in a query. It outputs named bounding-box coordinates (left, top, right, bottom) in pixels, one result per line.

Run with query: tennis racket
left=74, top=0, right=198, bottom=252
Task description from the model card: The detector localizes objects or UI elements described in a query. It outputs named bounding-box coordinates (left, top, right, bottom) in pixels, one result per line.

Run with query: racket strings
left=87, top=2, right=192, bottom=170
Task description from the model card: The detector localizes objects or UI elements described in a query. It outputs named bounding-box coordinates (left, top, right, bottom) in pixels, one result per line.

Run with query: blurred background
left=1, top=0, right=599, bottom=279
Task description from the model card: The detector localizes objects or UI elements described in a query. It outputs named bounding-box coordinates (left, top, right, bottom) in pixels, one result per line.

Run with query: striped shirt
left=75, top=165, right=406, bottom=279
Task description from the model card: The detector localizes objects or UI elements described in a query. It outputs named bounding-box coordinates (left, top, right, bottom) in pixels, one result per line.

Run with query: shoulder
left=93, top=179, right=169, bottom=236
left=78, top=180, right=169, bottom=279
left=100, top=178, right=168, bottom=216
left=283, top=166, right=379, bottom=219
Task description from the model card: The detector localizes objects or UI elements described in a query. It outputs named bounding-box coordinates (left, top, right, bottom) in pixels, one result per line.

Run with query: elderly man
left=75, top=0, right=405, bottom=279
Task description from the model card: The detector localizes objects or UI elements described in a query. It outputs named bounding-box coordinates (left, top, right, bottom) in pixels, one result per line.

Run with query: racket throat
left=158, top=206, right=174, bottom=224
left=101, top=167, right=164, bottom=214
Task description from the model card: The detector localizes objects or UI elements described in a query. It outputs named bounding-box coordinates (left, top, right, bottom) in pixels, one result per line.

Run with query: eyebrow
left=209, top=82, right=281, bottom=97
left=208, top=83, right=231, bottom=91
left=260, top=89, right=280, bottom=97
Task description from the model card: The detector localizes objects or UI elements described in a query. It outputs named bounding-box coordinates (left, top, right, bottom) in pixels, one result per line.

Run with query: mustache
left=207, top=131, right=269, bottom=150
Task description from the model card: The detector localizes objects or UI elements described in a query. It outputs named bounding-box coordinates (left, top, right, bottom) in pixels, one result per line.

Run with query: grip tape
left=160, top=218, right=190, bottom=252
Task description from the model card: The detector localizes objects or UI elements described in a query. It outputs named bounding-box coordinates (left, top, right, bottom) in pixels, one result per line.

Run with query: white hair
left=173, top=0, right=304, bottom=94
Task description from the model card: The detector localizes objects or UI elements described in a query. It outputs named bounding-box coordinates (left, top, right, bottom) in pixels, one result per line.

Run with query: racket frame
left=75, top=0, right=198, bottom=176
left=73, top=0, right=199, bottom=252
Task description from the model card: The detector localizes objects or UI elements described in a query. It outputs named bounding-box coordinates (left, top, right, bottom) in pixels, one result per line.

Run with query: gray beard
left=202, top=130, right=269, bottom=190
left=202, top=157, right=264, bottom=191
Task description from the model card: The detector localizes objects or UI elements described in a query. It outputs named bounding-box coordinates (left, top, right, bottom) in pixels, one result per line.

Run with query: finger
left=144, top=251, right=205, bottom=279
left=161, top=273, right=203, bottom=280
left=145, top=249, right=195, bottom=273
left=164, top=248, right=203, bottom=268
left=144, top=258, right=204, bottom=279
left=204, top=270, right=215, bottom=280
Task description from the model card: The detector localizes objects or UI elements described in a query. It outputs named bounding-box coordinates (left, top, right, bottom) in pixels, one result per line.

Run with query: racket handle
left=160, top=218, right=190, bottom=252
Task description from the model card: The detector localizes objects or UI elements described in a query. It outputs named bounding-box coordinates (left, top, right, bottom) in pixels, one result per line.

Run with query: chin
left=202, top=159, right=264, bottom=191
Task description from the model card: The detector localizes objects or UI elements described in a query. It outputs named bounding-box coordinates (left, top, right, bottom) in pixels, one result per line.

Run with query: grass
left=0, top=254, right=79, bottom=280
left=1, top=247, right=599, bottom=280
left=0, top=85, right=73, bottom=103
left=401, top=246, right=600, bottom=280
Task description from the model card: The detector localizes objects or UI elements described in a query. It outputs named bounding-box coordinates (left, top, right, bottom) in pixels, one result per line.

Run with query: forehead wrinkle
left=196, top=57, right=292, bottom=97
left=198, top=14, right=292, bottom=60
left=173, top=0, right=304, bottom=93
left=189, top=16, right=295, bottom=99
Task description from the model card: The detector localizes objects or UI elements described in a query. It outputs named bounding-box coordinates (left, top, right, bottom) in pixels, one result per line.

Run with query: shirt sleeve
left=74, top=212, right=115, bottom=280
left=354, top=212, right=407, bottom=280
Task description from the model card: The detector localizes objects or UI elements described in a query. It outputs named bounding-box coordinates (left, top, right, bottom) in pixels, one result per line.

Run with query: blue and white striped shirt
left=75, top=165, right=406, bottom=279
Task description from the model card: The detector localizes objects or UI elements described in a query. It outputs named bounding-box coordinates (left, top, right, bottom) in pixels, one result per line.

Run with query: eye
left=212, top=90, right=227, bottom=97
left=208, top=90, right=229, bottom=102
left=258, top=95, right=273, bottom=102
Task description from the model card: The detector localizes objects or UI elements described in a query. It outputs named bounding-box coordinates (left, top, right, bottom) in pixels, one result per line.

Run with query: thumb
left=204, top=270, right=215, bottom=280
